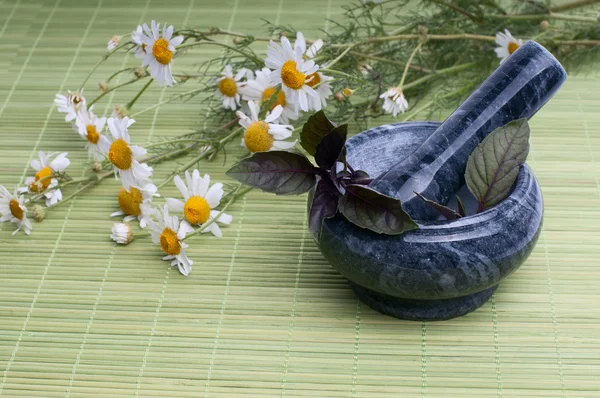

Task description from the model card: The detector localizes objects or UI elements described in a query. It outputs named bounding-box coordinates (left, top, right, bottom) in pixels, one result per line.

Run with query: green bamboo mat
left=1, top=0, right=599, bottom=396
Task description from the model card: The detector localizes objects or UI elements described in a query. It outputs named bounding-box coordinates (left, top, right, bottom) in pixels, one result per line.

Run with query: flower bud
left=334, top=92, right=345, bottom=101
left=279, top=31, right=289, bottom=38
left=418, top=25, right=428, bottom=35
left=98, top=80, right=109, bottom=93
left=32, top=205, right=45, bottom=222
left=112, top=105, right=129, bottom=119
left=208, top=26, right=220, bottom=34
left=91, top=162, right=103, bottom=172
left=343, top=88, right=355, bottom=97
left=232, top=36, right=244, bottom=45
left=134, top=67, right=146, bottom=79
left=107, top=35, right=122, bottom=51
left=540, top=20, right=550, bottom=30
left=111, top=223, right=133, bottom=245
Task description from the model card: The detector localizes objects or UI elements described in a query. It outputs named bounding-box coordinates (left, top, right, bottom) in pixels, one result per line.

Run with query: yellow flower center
left=243, top=121, right=274, bottom=153
left=160, top=227, right=181, bottom=255
left=343, top=88, right=354, bottom=97
left=218, top=77, right=238, bottom=97
left=261, top=87, right=287, bottom=110
left=305, top=72, right=321, bottom=88
left=30, top=166, right=53, bottom=193
left=117, top=186, right=143, bottom=216
left=184, top=196, right=211, bottom=225
left=108, top=138, right=133, bottom=170
left=86, top=124, right=100, bottom=144
left=281, top=60, right=306, bottom=90
left=152, top=38, right=173, bottom=65
left=508, top=41, right=520, bottom=55
left=9, top=199, right=23, bottom=220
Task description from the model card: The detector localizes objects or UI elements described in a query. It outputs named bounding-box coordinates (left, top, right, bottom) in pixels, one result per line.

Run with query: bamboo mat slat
left=0, top=0, right=599, bottom=396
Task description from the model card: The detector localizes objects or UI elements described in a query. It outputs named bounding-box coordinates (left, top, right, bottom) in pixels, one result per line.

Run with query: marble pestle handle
left=370, top=41, right=567, bottom=221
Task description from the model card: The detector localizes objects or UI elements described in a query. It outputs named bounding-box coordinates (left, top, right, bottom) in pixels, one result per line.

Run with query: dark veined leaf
left=465, top=118, right=530, bottom=212
left=308, top=177, right=340, bottom=240
left=339, top=185, right=418, bottom=235
left=415, top=192, right=462, bottom=220
left=314, top=124, right=348, bottom=170
left=300, top=110, right=337, bottom=156
left=226, top=151, right=318, bottom=195
left=456, top=195, right=467, bottom=217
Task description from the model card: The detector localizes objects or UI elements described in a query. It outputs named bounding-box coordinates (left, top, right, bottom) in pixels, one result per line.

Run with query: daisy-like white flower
left=111, top=222, right=133, bottom=245
left=54, top=90, right=86, bottom=122
left=0, top=185, right=32, bottom=235
left=99, top=117, right=153, bottom=190
left=494, top=29, right=523, bottom=63
left=380, top=87, right=409, bottom=117
left=131, top=26, right=147, bottom=59
left=215, top=65, right=252, bottom=111
left=166, top=170, right=232, bottom=238
left=236, top=101, right=296, bottom=153
left=305, top=71, right=333, bottom=111
left=240, top=67, right=298, bottom=123
left=74, top=108, right=106, bottom=161
left=147, top=205, right=194, bottom=276
left=265, top=31, right=319, bottom=112
left=110, top=182, right=158, bottom=228
left=21, top=151, right=70, bottom=207
left=138, top=21, right=184, bottom=87
left=107, top=35, right=121, bottom=51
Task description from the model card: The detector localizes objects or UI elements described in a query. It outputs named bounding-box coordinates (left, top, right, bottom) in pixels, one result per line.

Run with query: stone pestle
left=369, top=41, right=567, bottom=221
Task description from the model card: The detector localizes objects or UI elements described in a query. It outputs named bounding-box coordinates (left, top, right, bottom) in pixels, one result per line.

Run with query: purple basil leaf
left=308, top=177, right=340, bottom=240
left=315, top=124, right=348, bottom=170
left=226, top=151, right=318, bottom=195
left=456, top=195, right=467, bottom=217
left=339, top=184, right=418, bottom=235
left=414, top=192, right=462, bottom=220
left=300, top=110, right=337, bottom=156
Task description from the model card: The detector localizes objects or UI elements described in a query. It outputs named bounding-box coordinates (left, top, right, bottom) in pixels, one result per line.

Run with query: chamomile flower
left=138, top=21, right=184, bottom=87
left=110, top=182, right=158, bottom=228
left=166, top=170, right=232, bottom=238
left=265, top=31, right=319, bottom=112
left=494, top=29, right=523, bottom=63
left=380, top=87, right=409, bottom=117
left=131, top=26, right=147, bottom=59
left=305, top=71, right=333, bottom=111
left=22, top=151, right=70, bottom=207
left=54, top=90, right=86, bottom=122
left=74, top=108, right=106, bottom=161
left=99, top=117, right=153, bottom=190
left=215, top=65, right=252, bottom=111
left=111, top=222, right=133, bottom=245
left=147, top=205, right=194, bottom=276
left=0, top=185, right=32, bottom=235
left=236, top=101, right=296, bottom=153
left=240, top=67, right=298, bottom=123
left=107, top=35, right=121, bottom=51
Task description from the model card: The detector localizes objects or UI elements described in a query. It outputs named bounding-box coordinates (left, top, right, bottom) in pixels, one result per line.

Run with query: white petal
left=166, top=198, right=185, bottom=212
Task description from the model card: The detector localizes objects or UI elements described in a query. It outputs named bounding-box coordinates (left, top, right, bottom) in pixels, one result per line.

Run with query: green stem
left=427, top=0, right=480, bottom=22
left=87, top=77, right=145, bottom=108
left=488, top=13, right=598, bottom=23
left=107, top=67, right=139, bottom=83
left=319, top=69, right=354, bottom=79
left=145, top=138, right=208, bottom=149
left=325, top=44, right=356, bottom=69
left=46, top=171, right=113, bottom=211
left=130, top=88, right=204, bottom=117
left=79, top=42, right=132, bottom=91
left=398, top=40, right=424, bottom=89
left=549, top=0, right=600, bottom=12
left=156, top=127, right=244, bottom=190
left=176, top=41, right=263, bottom=65
left=350, top=51, right=433, bottom=73
left=402, top=62, right=477, bottom=91
left=125, top=78, right=154, bottom=110
left=182, top=185, right=252, bottom=241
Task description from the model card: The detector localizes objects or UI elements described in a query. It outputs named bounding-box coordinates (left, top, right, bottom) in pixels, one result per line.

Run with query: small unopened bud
left=540, top=20, right=550, bottom=30
left=98, top=80, right=109, bottom=93
left=32, top=205, right=45, bottom=223
left=279, top=31, right=289, bottom=38
left=208, top=26, right=220, bottom=34
left=112, top=105, right=129, bottom=119
left=417, top=25, right=428, bottom=35
left=232, top=36, right=244, bottom=45
left=111, top=223, right=133, bottom=245
left=134, top=67, right=146, bottom=79
left=91, top=162, right=103, bottom=172
left=343, top=88, right=355, bottom=97
left=334, top=92, right=345, bottom=101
